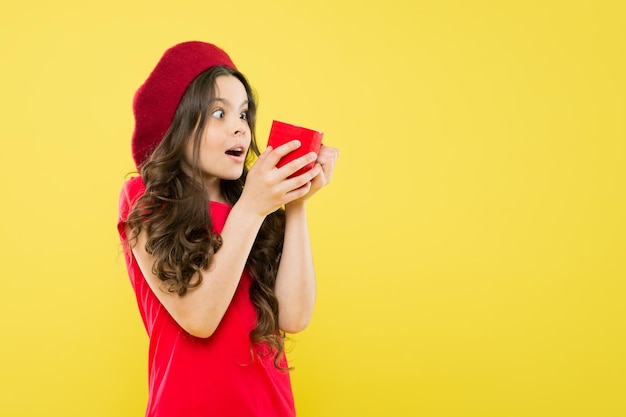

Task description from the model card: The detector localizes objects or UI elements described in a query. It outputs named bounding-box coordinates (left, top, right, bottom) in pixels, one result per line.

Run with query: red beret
left=131, top=41, right=237, bottom=169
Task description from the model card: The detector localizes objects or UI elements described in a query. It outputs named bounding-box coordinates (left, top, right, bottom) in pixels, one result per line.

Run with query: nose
left=233, top=117, right=248, bottom=136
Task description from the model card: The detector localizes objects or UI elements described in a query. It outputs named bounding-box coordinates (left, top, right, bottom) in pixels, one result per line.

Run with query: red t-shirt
left=118, top=176, right=295, bottom=417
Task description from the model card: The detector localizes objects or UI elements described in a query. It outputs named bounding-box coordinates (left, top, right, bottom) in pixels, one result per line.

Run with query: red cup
left=267, top=120, right=324, bottom=178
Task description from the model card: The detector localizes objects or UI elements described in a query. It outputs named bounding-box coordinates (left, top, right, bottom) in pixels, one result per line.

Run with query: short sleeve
left=117, top=176, right=146, bottom=240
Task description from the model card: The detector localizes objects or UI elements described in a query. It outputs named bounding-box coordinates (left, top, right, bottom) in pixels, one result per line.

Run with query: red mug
left=267, top=120, right=324, bottom=178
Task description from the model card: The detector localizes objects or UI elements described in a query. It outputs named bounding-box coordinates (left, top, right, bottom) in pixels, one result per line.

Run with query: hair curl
left=125, top=65, right=288, bottom=369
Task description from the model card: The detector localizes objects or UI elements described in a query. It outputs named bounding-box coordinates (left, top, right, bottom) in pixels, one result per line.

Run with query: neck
left=181, top=163, right=225, bottom=203
left=203, top=176, right=226, bottom=203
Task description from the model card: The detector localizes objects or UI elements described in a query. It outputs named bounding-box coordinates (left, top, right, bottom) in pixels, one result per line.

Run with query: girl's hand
left=287, top=145, right=339, bottom=206
left=238, top=140, right=322, bottom=217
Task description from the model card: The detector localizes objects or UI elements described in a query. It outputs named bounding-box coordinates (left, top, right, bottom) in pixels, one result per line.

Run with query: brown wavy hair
left=125, top=65, right=288, bottom=369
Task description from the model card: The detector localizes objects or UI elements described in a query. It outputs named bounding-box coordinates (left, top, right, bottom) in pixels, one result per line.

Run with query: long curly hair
left=125, top=65, right=288, bottom=369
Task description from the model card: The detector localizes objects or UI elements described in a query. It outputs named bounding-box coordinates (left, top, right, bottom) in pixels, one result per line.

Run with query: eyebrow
left=212, top=97, right=249, bottom=108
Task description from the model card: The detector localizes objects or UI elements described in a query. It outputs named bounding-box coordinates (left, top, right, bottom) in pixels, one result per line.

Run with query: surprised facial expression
left=185, top=74, right=251, bottom=195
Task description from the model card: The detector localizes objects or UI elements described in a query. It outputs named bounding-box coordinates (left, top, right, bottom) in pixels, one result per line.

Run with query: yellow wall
left=1, top=1, right=624, bottom=416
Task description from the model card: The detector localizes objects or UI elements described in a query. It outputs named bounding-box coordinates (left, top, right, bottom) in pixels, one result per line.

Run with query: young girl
left=117, top=41, right=338, bottom=416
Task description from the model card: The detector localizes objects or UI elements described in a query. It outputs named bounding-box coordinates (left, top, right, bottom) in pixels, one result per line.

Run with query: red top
left=118, top=176, right=295, bottom=417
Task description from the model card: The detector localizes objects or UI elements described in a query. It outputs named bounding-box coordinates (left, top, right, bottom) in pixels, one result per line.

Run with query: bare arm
left=130, top=141, right=319, bottom=338
left=275, top=145, right=339, bottom=333
left=274, top=202, right=316, bottom=333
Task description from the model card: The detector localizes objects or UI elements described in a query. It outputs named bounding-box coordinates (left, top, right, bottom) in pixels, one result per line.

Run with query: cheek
left=199, top=126, right=221, bottom=149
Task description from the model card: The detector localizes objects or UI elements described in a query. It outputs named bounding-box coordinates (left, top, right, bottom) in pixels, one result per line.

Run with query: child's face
left=186, top=75, right=251, bottom=189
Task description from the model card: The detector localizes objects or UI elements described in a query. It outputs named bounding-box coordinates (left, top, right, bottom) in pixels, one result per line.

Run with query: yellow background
left=1, top=1, right=624, bottom=416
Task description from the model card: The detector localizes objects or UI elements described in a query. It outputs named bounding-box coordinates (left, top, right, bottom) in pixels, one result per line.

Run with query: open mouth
left=225, top=147, right=245, bottom=157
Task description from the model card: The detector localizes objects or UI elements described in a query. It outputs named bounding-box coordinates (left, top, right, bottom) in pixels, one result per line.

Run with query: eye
left=240, top=111, right=248, bottom=121
left=211, top=109, right=225, bottom=119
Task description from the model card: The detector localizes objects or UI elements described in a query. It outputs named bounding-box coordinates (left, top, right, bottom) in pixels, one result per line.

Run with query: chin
left=224, top=169, right=245, bottom=181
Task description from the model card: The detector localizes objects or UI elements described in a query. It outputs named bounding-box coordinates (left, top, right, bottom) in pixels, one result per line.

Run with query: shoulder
left=118, top=175, right=146, bottom=221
